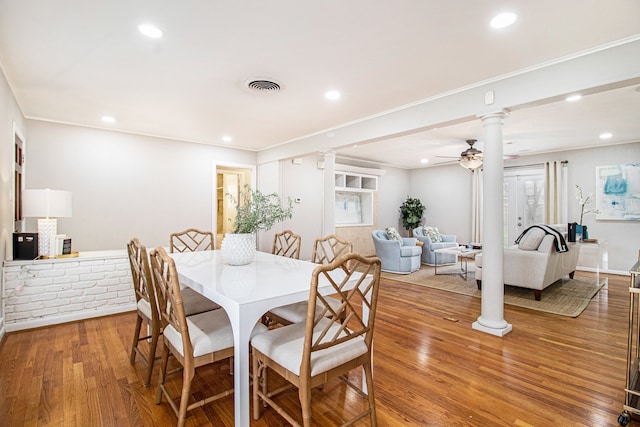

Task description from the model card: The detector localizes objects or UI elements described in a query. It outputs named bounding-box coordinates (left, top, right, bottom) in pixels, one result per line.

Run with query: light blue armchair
left=371, top=230, right=421, bottom=274
left=413, top=227, right=458, bottom=265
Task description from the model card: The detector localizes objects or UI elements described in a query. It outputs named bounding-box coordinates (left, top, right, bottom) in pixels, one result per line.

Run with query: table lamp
left=22, top=189, right=73, bottom=257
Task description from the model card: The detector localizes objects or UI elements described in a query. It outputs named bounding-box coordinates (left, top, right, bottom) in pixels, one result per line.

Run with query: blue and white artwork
left=595, top=163, right=640, bottom=220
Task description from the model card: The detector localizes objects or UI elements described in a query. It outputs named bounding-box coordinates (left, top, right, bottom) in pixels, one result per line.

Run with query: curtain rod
left=503, top=160, right=568, bottom=170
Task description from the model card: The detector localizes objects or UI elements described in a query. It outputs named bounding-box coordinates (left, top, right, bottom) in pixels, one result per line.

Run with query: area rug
left=381, top=265, right=606, bottom=317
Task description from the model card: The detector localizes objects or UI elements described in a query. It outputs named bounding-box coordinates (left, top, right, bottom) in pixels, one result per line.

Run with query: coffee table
left=434, top=246, right=482, bottom=280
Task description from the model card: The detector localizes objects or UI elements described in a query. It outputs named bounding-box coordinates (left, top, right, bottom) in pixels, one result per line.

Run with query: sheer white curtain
left=471, top=168, right=483, bottom=242
left=544, top=161, right=568, bottom=225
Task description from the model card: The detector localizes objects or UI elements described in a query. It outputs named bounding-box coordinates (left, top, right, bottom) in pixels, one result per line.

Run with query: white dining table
left=169, top=250, right=358, bottom=427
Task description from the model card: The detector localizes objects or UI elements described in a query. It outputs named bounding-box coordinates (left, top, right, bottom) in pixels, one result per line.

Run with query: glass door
left=504, top=170, right=545, bottom=246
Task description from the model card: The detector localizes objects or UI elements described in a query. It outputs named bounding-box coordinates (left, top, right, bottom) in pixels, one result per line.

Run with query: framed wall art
left=595, top=163, right=640, bottom=220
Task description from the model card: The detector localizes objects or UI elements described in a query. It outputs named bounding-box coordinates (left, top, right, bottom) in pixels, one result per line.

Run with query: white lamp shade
left=23, top=189, right=73, bottom=218
left=459, top=157, right=483, bottom=170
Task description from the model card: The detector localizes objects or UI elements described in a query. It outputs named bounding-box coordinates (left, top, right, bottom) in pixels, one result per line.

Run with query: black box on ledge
left=13, top=233, right=38, bottom=260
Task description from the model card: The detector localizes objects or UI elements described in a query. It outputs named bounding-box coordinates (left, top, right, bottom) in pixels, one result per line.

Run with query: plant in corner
left=399, top=196, right=425, bottom=234
left=222, top=185, right=294, bottom=265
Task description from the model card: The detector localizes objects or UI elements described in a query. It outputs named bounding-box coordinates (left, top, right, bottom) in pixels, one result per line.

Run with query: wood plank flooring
left=0, top=271, right=636, bottom=426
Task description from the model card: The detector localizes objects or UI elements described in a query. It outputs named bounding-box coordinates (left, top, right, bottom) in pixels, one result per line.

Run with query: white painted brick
left=73, top=281, right=98, bottom=290
left=37, top=269, right=66, bottom=278
left=53, top=275, right=79, bottom=284
left=71, top=296, right=94, bottom=304
left=84, top=301, right=108, bottom=309
left=85, top=287, right=108, bottom=296
left=95, top=293, right=115, bottom=302
left=29, top=277, right=54, bottom=287
left=6, top=295, right=30, bottom=305
left=65, top=266, right=92, bottom=275
left=29, top=263, right=56, bottom=271
left=82, top=260, right=107, bottom=267
left=58, top=303, right=86, bottom=313
left=91, top=264, right=117, bottom=273
left=14, top=302, right=44, bottom=312
left=30, top=293, right=58, bottom=302
left=31, top=307, right=60, bottom=318
left=44, top=298, right=70, bottom=308
left=45, top=283, right=72, bottom=293
left=80, top=272, right=105, bottom=281
left=54, top=261, right=80, bottom=269
left=7, top=311, right=32, bottom=322
left=58, top=289, right=84, bottom=299
left=111, top=296, right=133, bottom=305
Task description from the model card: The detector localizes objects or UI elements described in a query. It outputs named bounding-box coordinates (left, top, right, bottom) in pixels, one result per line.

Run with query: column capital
left=477, top=109, right=510, bottom=122
left=319, top=149, right=337, bottom=157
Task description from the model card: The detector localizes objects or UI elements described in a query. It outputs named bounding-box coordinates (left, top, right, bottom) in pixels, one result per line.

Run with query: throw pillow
left=517, top=227, right=546, bottom=250
left=422, top=226, right=442, bottom=242
left=385, top=227, right=403, bottom=245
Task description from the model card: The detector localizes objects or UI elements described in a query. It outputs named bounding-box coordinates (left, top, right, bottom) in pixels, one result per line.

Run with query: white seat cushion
left=269, top=296, right=342, bottom=324
left=251, top=317, right=367, bottom=376
left=164, top=309, right=267, bottom=358
left=137, top=298, right=153, bottom=320
left=182, top=286, right=221, bottom=315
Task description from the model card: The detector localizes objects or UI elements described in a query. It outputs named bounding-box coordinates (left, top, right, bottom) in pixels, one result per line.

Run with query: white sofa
left=475, top=229, right=579, bottom=301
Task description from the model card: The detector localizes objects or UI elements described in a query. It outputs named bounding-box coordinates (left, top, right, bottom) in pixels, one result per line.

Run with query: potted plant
left=222, top=185, right=294, bottom=265
left=399, top=196, right=425, bottom=234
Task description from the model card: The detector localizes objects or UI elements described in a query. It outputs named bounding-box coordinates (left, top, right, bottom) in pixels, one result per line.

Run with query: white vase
left=220, top=233, right=256, bottom=265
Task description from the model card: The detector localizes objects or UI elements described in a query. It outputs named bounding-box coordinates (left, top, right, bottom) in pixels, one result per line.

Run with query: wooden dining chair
left=168, top=228, right=221, bottom=312
left=251, top=253, right=382, bottom=426
left=127, top=237, right=161, bottom=387
left=127, top=237, right=222, bottom=387
left=169, top=228, right=215, bottom=253
left=150, top=246, right=267, bottom=427
left=272, top=229, right=302, bottom=259
left=267, top=234, right=352, bottom=326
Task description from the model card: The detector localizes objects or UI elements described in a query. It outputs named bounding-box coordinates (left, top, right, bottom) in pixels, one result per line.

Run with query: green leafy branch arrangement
left=228, top=185, right=294, bottom=234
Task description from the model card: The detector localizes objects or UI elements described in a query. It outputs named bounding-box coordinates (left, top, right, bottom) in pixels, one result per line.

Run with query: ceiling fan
left=436, top=139, right=484, bottom=169
left=436, top=139, right=519, bottom=169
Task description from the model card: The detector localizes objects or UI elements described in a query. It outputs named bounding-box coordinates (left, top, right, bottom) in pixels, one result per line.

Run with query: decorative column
left=472, top=112, right=513, bottom=337
left=321, top=149, right=336, bottom=237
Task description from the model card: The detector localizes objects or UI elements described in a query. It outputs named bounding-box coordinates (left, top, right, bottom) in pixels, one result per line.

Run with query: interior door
left=504, top=171, right=545, bottom=246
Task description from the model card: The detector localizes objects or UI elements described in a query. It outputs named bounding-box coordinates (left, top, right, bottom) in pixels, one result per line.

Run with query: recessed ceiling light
left=490, top=12, right=517, bottom=29
left=221, top=135, right=232, bottom=142
left=138, top=23, right=163, bottom=38
left=420, top=158, right=429, bottom=164
left=566, top=94, right=582, bottom=102
left=599, top=132, right=613, bottom=140
left=325, top=90, right=341, bottom=100
left=101, top=116, right=116, bottom=123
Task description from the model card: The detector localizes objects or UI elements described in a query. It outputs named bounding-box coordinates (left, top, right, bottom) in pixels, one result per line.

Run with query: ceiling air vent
left=245, top=78, right=282, bottom=94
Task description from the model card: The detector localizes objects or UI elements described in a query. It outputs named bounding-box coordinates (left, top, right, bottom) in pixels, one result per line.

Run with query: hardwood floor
left=0, top=271, right=635, bottom=426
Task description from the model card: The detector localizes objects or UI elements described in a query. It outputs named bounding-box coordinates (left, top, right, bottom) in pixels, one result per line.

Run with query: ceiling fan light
left=459, top=157, right=483, bottom=169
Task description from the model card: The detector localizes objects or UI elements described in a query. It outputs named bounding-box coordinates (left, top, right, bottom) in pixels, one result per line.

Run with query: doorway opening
left=214, top=165, right=253, bottom=249
left=503, top=167, right=545, bottom=246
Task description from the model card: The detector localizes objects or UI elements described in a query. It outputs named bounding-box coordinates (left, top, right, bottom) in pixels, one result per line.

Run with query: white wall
left=24, top=120, right=256, bottom=252
left=0, top=67, right=25, bottom=339
left=409, top=163, right=472, bottom=240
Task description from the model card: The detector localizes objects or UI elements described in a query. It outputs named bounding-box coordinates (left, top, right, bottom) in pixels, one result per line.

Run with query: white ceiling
left=1, top=1, right=639, bottom=169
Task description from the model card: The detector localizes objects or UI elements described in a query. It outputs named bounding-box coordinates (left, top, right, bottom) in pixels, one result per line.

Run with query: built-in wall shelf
left=335, top=171, right=377, bottom=226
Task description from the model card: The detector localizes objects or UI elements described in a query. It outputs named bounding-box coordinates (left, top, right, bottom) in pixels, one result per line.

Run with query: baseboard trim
left=5, top=303, right=137, bottom=333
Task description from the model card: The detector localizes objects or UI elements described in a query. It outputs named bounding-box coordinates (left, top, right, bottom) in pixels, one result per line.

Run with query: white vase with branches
left=575, top=185, right=600, bottom=225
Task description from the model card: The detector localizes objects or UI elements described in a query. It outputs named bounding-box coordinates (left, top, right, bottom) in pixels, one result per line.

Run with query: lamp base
left=37, top=218, right=57, bottom=257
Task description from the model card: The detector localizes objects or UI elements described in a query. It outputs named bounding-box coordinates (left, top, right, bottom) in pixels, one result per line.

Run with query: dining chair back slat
left=169, top=228, right=215, bottom=253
